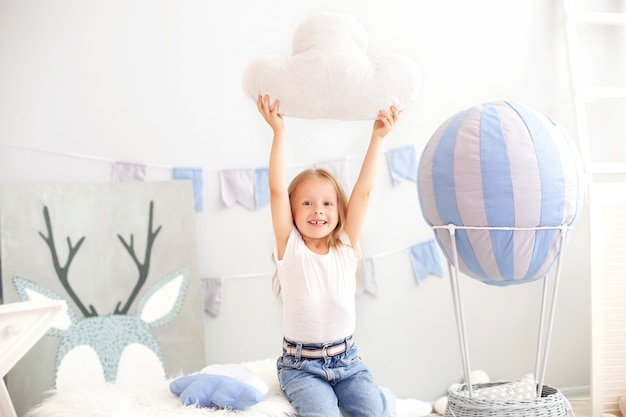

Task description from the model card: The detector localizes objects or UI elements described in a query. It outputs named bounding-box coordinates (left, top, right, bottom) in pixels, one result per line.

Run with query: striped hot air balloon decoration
left=418, top=101, right=583, bottom=286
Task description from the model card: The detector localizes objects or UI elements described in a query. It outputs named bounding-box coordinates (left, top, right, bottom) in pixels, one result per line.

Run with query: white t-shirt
left=274, top=226, right=358, bottom=344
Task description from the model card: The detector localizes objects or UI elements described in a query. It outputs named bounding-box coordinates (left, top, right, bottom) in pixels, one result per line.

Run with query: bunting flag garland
left=3, top=141, right=418, bottom=211
left=254, top=167, right=270, bottom=209
left=386, top=145, right=418, bottom=186
left=172, top=167, right=204, bottom=212
left=1, top=141, right=445, bottom=293
left=111, top=161, right=147, bottom=182
left=193, top=240, right=443, bottom=307
left=200, top=277, right=223, bottom=317
left=356, top=257, right=378, bottom=296
left=219, top=169, right=256, bottom=210
left=409, top=239, right=444, bottom=284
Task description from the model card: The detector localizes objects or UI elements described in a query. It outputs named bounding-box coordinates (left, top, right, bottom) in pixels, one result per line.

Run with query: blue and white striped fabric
left=417, top=101, right=583, bottom=286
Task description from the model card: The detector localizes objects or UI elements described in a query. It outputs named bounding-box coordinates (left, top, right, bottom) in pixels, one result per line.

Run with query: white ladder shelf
left=561, top=1, right=626, bottom=176
left=562, top=2, right=626, bottom=417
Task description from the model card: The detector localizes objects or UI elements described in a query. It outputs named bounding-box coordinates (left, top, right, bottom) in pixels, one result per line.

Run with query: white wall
left=0, top=0, right=590, bottom=404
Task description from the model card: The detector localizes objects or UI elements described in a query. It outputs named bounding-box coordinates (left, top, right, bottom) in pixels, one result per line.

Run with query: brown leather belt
left=282, top=337, right=354, bottom=359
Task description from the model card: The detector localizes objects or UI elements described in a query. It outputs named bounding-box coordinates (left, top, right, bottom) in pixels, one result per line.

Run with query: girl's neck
left=303, top=236, right=329, bottom=255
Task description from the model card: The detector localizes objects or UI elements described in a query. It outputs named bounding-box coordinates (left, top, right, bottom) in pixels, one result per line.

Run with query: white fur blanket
left=26, top=358, right=434, bottom=417
left=26, top=359, right=297, bottom=417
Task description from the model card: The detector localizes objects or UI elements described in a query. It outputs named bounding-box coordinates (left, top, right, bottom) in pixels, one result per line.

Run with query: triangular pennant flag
left=409, top=239, right=444, bottom=284
left=200, top=277, right=223, bottom=317
left=111, top=161, right=146, bottom=182
left=254, top=167, right=270, bottom=209
left=386, top=145, right=418, bottom=186
left=357, top=257, right=378, bottom=296
left=219, top=169, right=256, bottom=210
left=315, top=159, right=350, bottom=192
left=172, top=167, right=204, bottom=211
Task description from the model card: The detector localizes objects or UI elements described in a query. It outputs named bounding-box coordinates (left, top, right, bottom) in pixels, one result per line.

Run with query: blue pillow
left=170, top=374, right=264, bottom=409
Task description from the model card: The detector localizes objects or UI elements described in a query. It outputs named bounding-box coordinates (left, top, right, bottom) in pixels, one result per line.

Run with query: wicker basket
left=444, top=382, right=570, bottom=417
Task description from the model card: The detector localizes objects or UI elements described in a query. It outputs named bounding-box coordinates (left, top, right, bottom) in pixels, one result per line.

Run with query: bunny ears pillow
left=242, top=12, right=421, bottom=120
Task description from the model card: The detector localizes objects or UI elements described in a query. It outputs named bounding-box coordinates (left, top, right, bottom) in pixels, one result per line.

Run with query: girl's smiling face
left=291, top=177, right=339, bottom=248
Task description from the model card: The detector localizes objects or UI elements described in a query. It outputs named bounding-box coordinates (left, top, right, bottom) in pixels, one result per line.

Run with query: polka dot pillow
left=462, top=374, right=537, bottom=401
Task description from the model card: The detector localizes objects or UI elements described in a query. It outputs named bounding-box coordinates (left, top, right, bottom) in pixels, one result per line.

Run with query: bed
left=24, top=357, right=433, bottom=417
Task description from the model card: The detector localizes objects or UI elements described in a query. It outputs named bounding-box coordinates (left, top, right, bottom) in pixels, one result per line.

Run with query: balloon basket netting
left=444, top=382, right=570, bottom=417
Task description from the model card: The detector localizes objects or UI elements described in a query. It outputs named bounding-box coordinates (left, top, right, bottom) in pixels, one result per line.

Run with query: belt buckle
left=321, top=343, right=331, bottom=359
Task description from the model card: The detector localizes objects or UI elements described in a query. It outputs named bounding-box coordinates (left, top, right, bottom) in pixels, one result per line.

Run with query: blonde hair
left=273, top=168, right=349, bottom=298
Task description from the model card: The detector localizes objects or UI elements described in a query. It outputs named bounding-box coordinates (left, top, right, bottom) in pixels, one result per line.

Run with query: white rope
left=431, top=224, right=574, bottom=232
left=0, top=140, right=374, bottom=172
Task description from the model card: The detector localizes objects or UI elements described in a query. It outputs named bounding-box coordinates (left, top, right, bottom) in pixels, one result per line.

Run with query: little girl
left=257, top=95, right=399, bottom=417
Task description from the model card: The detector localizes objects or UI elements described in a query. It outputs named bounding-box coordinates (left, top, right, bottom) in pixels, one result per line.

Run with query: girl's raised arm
left=345, top=107, right=400, bottom=248
left=257, top=95, right=292, bottom=260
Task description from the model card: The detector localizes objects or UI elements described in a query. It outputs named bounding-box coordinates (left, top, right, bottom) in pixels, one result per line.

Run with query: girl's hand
left=257, top=95, right=285, bottom=133
left=372, top=106, right=400, bottom=139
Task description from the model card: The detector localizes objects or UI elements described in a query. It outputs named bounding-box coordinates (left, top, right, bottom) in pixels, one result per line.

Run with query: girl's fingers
left=257, top=95, right=273, bottom=116
left=378, top=106, right=400, bottom=128
left=257, top=95, right=283, bottom=123
left=271, top=98, right=280, bottom=114
left=379, top=111, right=392, bottom=126
left=257, top=96, right=266, bottom=111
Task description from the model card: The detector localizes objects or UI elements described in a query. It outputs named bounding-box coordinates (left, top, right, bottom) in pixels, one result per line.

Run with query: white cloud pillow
left=242, top=11, right=421, bottom=120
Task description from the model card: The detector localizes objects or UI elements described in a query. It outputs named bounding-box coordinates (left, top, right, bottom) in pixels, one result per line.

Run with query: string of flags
left=8, top=141, right=420, bottom=212
left=111, top=144, right=420, bottom=212
left=200, top=239, right=443, bottom=317
left=2, top=141, right=445, bottom=317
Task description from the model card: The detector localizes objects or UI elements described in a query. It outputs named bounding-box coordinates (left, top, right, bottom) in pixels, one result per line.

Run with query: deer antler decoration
left=39, top=206, right=98, bottom=317
left=115, top=200, right=162, bottom=315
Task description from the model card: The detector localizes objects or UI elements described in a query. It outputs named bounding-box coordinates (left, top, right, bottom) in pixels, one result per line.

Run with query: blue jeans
left=277, top=338, right=390, bottom=417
